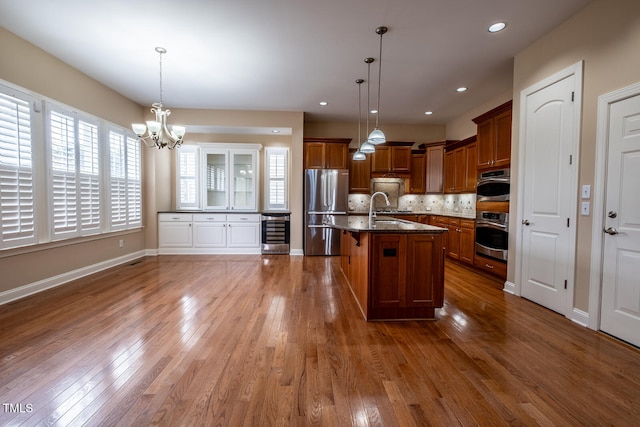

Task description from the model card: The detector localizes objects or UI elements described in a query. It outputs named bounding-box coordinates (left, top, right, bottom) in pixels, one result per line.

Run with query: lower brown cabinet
left=370, top=233, right=444, bottom=313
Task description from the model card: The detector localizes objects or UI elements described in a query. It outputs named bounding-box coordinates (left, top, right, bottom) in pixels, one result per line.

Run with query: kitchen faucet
left=369, top=191, right=390, bottom=224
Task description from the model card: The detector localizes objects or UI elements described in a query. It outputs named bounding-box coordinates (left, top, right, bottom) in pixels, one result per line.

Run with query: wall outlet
left=119, top=239, right=124, bottom=248
left=581, top=202, right=590, bottom=216
left=581, top=184, right=591, bottom=199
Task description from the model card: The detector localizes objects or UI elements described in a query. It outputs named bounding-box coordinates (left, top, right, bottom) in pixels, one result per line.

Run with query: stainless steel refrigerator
left=304, top=169, right=349, bottom=255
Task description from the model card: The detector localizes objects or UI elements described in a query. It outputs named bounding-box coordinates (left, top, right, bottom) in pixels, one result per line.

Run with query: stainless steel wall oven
left=476, top=168, right=510, bottom=202
left=475, top=211, right=508, bottom=262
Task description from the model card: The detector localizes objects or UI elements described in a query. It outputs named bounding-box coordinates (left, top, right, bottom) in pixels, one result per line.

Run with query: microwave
left=476, top=168, right=510, bottom=202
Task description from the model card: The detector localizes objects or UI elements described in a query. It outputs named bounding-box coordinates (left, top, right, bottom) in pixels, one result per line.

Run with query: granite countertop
left=348, top=210, right=476, bottom=220
left=324, top=215, right=448, bottom=234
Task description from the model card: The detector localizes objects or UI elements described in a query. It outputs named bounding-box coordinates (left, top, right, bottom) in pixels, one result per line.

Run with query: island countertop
left=323, top=215, right=448, bottom=233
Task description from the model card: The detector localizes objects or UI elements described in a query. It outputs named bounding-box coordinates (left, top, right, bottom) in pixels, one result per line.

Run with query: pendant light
left=352, top=79, right=366, bottom=161
left=368, top=26, right=387, bottom=145
left=359, top=57, right=376, bottom=154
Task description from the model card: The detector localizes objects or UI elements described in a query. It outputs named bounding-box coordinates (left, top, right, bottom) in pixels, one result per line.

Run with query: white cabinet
left=158, top=214, right=193, bottom=247
left=203, top=147, right=259, bottom=211
left=227, top=214, right=261, bottom=248
left=193, top=213, right=227, bottom=248
left=158, top=213, right=261, bottom=254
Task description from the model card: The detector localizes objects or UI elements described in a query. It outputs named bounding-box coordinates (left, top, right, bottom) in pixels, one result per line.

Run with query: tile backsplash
left=348, top=193, right=476, bottom=216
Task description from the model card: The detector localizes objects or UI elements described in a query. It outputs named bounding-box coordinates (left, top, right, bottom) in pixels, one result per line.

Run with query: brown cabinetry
left=408, top=149, right=426, bottom=194
left=444, top=137, right=477, bottom=193
left=348, top=148, right=371, bottom=193
left=432, top=216, right=475, bottom=266
left=303, top=137, right=350, bottom=169
left=370, top=141, right=413, bottom=176
left=370, top=233, right=444, bottom=313
left=424, top=143, right=444, bottom=193
left=474, top=254, right=507, bottom=279
left=473, top=101, right=512, bottom=170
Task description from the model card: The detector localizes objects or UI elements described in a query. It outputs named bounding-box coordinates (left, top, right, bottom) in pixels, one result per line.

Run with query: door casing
left=589, top=81, right=640, bottom=331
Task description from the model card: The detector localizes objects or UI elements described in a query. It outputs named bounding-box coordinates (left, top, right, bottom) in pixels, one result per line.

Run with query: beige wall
left=445, top=90, right=513, bottom=141
left=304, top=121, right=446, bottom=147
left=509, top=0, right=640, bottom=311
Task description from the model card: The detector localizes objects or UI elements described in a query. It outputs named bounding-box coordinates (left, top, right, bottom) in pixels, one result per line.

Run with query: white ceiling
left=0, top=0, right=592, bottom=127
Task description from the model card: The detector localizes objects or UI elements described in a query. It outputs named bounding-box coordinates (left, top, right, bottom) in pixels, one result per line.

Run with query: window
left=0, top=80, right=143, bottom=251
left=264, top=147, right=288, bottom=210
left=0, top=87, right=37, bottom=249
left=176, top=145, right=200, bottom=210
left=48, top=106, right=101, bottom=239
left=108, top=129, right=142, bottom=230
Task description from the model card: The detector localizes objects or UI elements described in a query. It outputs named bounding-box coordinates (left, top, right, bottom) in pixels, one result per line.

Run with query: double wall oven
left=475, top=168, right=510, bottom=264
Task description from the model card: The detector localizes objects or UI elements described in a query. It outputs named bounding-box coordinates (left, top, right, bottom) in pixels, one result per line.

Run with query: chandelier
left=132, top=47, right=186, bottom=149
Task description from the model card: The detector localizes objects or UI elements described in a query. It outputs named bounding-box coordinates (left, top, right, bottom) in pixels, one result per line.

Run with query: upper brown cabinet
left=348, top=148, right=372, bottom=193
left=472, top=100, right=512, bottom=170
left=303, top=137, right=351, bottom=169
left=444, top=136, right=477, bottom=194
left=419, top=142, right=445, bottom=194
left=370, top=141, right=413, bottom=177
left=407, top=149, right=426, bottom=194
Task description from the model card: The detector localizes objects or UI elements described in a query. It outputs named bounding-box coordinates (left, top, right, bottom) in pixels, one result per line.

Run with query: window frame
left=0, top=79, right=143, bottom=252
left=264, top=146, right=289, bottom=211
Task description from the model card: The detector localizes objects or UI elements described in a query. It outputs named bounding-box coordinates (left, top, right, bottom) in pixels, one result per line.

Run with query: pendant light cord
left=158, top=50, right=164, bottom=106
left=375, top=30, right=383, bottom=128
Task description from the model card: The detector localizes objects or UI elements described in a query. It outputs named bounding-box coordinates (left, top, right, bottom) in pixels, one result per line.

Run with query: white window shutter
left=0, top=90, right=37, bottom=248
left=176, top=145, right=199, bottom=209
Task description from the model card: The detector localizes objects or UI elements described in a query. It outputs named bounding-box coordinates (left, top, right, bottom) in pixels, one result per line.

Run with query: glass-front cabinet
left=201, top=145, right=259, bottom=211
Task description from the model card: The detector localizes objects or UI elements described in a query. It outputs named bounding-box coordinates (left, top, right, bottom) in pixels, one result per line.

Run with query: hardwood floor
left=1, top=255, right=639, bottom=426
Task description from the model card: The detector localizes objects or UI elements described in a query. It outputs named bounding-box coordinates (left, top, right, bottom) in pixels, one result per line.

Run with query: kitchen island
left=324, top=215, right=448, bottom=321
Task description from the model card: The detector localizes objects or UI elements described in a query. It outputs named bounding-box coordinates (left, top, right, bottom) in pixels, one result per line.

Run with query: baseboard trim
left=0, top=250, right=147, bottom=306
left=503, top=280, right=516, bottom=295
left=570, top=307, right=589, bottom=328
left=290, top=249, right=304, bottom=256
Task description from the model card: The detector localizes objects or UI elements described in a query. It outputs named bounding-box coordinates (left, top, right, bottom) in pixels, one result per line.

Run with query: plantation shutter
left=49, top=107, right=101, bottom=239
left=0, top=89, right=36, bottom=248
left=265, top=147, right=288, bottom=210
left=176, top=145, right=199, bottom=209
left=109, top=130, right=142, bottom=230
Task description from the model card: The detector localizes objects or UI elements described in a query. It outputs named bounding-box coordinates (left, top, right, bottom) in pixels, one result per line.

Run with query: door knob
left=522, top=219, right=530, bottom=226
left=604, top=227, right=619, bottom=235
left=608, top=211, right=617, bottom=218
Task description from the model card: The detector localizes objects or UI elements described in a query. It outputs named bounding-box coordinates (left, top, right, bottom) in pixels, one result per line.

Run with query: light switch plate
left=581, top=184, right=591, bottom=199
left=581, top=201, right=590, bottom=216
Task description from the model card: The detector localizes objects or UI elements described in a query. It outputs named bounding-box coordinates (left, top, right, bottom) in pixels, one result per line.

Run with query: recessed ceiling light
left=319, top=101, right=328, bottom=106
left=488, top=22, right=507, bottom=33
left=456, top=87, right=467, bottom=93
left=424, top=111, right=433, bottom=115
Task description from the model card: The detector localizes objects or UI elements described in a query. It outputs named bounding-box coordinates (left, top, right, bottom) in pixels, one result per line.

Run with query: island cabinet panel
left=406, top=234, right=444, bottom=307
left=369, top=233, right=443, bottom=320
left=340, top=231, right=370, bottom=318
left=371, top=234, right=406, bottom=308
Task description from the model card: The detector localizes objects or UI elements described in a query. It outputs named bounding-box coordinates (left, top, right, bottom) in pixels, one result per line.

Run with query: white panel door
left=520, top=74, right=578, bottom=315
left=600, top=94, right=640, bottom=348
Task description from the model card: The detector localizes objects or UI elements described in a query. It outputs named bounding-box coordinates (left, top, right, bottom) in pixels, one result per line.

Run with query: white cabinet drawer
left=158, top=213, right=193, bottom=222
left=227, top=213, right=260, bottom=223
left=193, top=213, right=227, bottom=222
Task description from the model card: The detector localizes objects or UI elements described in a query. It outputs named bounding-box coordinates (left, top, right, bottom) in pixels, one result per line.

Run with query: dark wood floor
left=1, top=255, right=639, bottom=426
